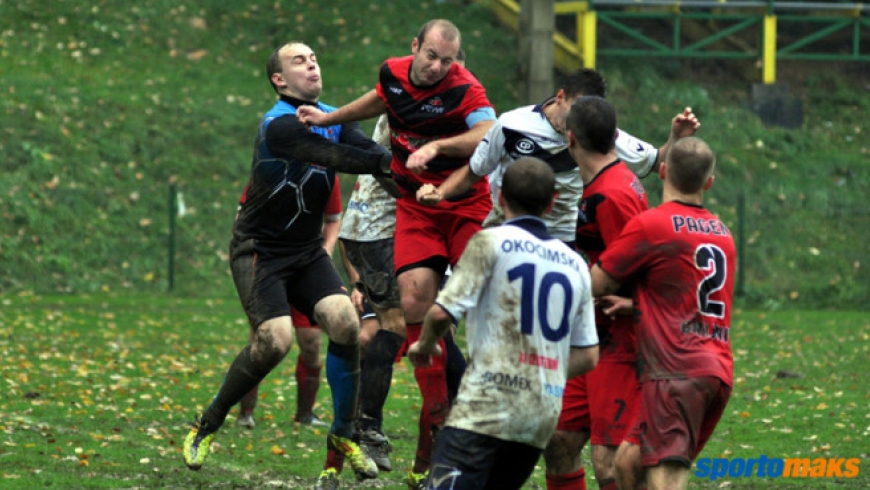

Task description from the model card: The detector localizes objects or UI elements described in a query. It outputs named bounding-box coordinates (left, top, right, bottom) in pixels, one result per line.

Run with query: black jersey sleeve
left=266, top=115, right=391, bottom=175
left=338, top=122, right=382, bottom=151
left=339, top=121, right=402, bottom=198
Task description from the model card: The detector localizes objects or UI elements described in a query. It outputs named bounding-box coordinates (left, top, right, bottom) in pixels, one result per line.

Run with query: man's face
left=551, top=91, right=580, bottom=134
left=410, top=28, right=460, bottom=86
left=275, top=43, right=322, bottom=101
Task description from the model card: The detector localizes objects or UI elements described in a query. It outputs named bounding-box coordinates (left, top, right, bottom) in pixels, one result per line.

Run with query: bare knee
left=592, top=444, right=618, bottom=481
left=398, top=271, right=438, bottom=323
left=646, top=461, right=689, bottom=490
left=250, top=317, right=294, bottom=367
left=614, top=442, right=643, bottom=490
left=314, top=295, right=360, bottom=345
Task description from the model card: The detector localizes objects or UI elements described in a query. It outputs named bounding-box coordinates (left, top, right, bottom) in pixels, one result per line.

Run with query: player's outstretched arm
left=297, top=89, right=386, bottom=126
left=655, top=107, right=701, bottom=168
left=406, top=119, right=495, bottom=174
left=267, top=116, right=392, bottom=175
left=417, top=165, right=481, bottom=206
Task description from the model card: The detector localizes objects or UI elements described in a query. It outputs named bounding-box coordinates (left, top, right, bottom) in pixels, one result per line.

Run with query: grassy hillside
left=1, top=0, right=868, bottom=308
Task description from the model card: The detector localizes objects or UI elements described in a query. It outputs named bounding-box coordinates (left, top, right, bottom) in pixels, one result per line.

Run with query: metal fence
left=4, top=173, right=866, bottom=308
left=487, top=0, right=870, bottom=82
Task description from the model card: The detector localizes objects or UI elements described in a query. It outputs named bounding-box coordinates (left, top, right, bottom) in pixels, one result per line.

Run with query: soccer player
left=336, top=115, right=403, bottom=473
left=559, top=95, right=649, bottom=490
left=182, top=41, right=392, bottom=482
left=337, top=49, right=469, bottom=472
left=407, top=157, right=599, bottom=490
left=418, top=68, right=698, bottom=247
left=235, top=181, right=343, bottom=429
left=592, top=136, right=735, bottom=490
left=298, top=19, right=496, bottom=486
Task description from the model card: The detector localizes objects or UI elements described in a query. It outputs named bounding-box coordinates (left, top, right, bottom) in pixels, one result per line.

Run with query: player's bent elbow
left=567, top=345, right=599, bottom=379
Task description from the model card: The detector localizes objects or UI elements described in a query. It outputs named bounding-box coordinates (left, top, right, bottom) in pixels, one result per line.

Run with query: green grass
left=1, top=0, right=869, bottom=307
left=1, top=294, right=867, bottom=488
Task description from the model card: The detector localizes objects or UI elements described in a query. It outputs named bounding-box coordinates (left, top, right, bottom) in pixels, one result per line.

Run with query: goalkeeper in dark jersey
left=182, top=41, right=394, bottom=485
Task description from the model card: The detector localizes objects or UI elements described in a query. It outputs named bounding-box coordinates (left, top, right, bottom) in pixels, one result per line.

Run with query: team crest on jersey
left=421, top=97, right=445, bottom=114
left=514, top=138, right=536, bottom=154
left=630, top=176, right=646, bottom=200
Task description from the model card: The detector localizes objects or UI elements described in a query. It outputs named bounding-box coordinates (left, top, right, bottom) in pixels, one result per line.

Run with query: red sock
left=296, top=356, right=321, bottom=418
left=239, top=384, right=258, bottom=414
left=407, top=323, right=449, bottom=473
left=546, top=468, right=586, bottom=490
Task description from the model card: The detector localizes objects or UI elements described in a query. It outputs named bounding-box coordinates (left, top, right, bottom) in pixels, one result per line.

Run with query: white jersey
left=470, top=101, right=658, bottom=241
left=436, top=217, right=598, bottom=449
left=338, top=115, right=397, bottom=242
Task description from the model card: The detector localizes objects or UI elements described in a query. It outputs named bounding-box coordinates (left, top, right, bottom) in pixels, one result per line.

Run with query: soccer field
left=1, top=294, right=866, bottom=488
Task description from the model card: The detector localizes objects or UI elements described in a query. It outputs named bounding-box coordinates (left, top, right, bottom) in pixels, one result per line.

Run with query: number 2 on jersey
left=695, top=244, right=727, bottom=319
left=507, top=263, right=573, bottom=341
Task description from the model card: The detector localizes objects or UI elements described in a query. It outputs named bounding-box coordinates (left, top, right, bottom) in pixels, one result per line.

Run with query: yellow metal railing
left=481, top=0, right=869, bottom=83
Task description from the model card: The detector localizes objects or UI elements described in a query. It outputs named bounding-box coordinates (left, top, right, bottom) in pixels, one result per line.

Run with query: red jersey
left=575, top=160, right=648, bottom=363
left=376, top=55, right=494, bottom=195
left=597, top=200, right=735, bottom=385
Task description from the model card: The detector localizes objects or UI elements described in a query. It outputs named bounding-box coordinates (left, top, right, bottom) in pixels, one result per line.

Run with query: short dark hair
left=501, top=157, right=556, bottom=217
left=416, top=19, right=461, bottom=47
left=667, top=137, right=716, bottom=194
left=266, top=41, right=305, bottom=93
left=565, top=96, right=617, bottom=155
left=560, top=68, right=608, bottom=99
left=456, top=47, right=466, bottom=62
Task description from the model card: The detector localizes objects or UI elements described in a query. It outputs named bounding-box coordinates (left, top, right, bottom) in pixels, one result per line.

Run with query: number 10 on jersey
left=508, top=263, right=574, bottom=342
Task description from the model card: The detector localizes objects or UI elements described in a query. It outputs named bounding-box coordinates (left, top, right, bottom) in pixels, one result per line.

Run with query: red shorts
left=556, top=373, right=589, bottom=432
left=586, top=361, right=641, bottom=447
left=290, top=306, right=317, bottom=329
left=557, top=362, right=640, bottom=444
left=629, top=377, right=732, bottom=468
left=393, top=192, right=491, bottom=274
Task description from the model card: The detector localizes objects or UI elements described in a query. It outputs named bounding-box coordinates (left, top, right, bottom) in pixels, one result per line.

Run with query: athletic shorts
left=427, top=426, right=542, bottom=490
left=340, top=238, right=401, bottom=310
left=586, top=361, right=641, bottom=447
left=629, top=376, right=732, bottom=468
left=556, top=373, right=589, bottom=432
left=229, top=238, right=346, bottom=329
left=394, top=192, right=490, bottom=275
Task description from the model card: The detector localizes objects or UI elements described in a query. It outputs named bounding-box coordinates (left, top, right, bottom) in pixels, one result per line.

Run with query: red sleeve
left=456, top=67, right=493, bottom=119
left=597, top=214, right=651, bottom=283
left=326, top=176, right=343, bottom=215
